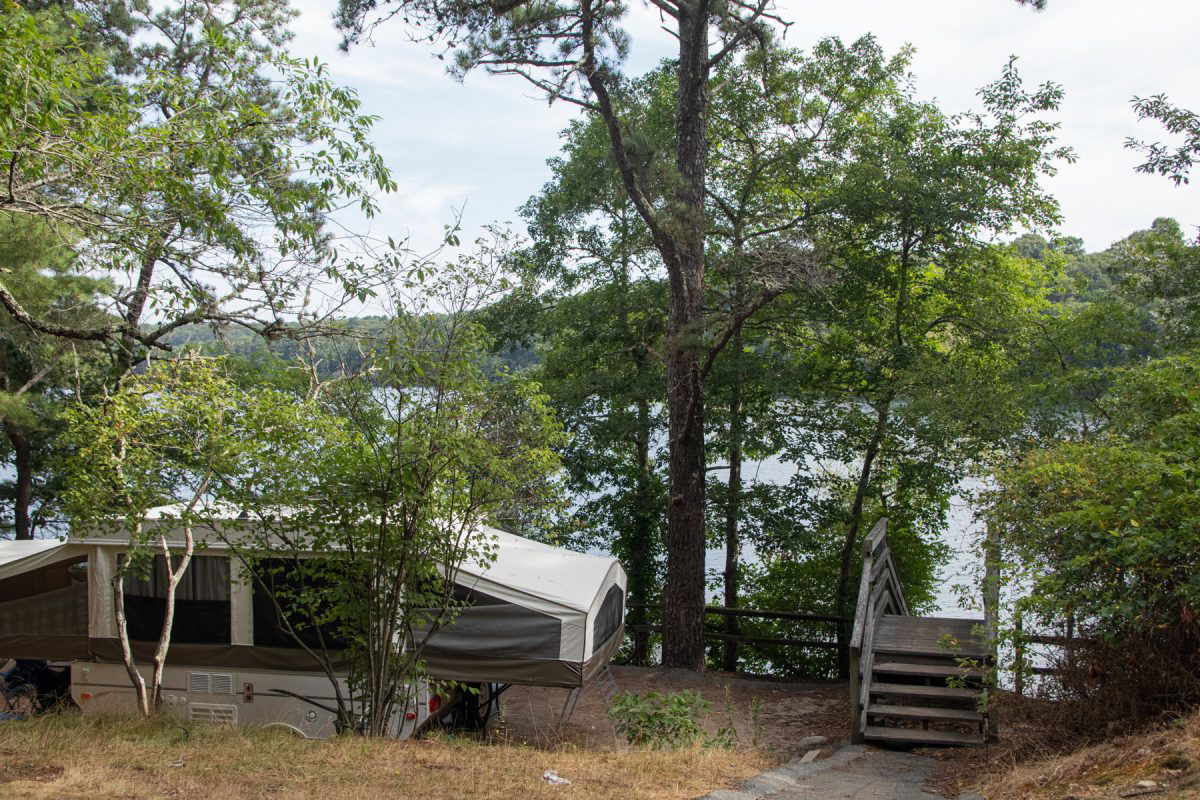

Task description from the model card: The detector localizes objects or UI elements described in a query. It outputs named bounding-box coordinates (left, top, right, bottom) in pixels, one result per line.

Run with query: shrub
left=990, top=356, right=1200, bottom=732
left=607, top=690, right=721, bottom=749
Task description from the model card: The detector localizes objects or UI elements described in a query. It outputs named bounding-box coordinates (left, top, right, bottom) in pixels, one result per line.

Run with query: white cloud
left=289, top=0, right=1200, bottom=250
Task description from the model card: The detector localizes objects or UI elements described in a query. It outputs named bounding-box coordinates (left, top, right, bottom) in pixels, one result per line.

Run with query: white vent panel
left=189, top=703, right=237, bottom=725
left=188, top=672, right=211, bottom=694
left=211, top=673, right=235, bottom=695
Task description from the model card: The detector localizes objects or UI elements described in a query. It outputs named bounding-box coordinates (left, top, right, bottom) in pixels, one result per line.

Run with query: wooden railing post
left=983, top=520, right=1001, bottom=663
left=849, top=644, right=863, bottom=744
left=722, top=611, right=739, bottom=673
left=837, top=619, right=849, bottom=679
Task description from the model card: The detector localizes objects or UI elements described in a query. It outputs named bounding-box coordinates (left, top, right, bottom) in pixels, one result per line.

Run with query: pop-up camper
left=0, top=510, right=626, bottom=737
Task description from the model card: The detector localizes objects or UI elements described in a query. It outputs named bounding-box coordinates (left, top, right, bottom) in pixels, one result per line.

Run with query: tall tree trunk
left=834, top=399, right=891, bottom=676
left=0, top=353, right=34, bottom=541
left=660, top=4, right=711, bottom=670
left=722, top=329, right=744, bottom=673
left=4, top=422, right=33, bottom=540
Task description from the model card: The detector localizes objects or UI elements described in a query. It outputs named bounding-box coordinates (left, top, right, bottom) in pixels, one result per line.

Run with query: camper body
left=69, top=661, right=432, bottom=738
left=0, top=510, right=626, bottom=738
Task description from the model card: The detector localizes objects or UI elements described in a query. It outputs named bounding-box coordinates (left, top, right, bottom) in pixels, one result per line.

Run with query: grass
left=0, top=712, right=773, bottom=799
left=977, top=708, right=1200, bottom=800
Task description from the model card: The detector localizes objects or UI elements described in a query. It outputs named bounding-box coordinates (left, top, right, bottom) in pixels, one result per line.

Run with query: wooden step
left=863, top=725, right=984, bottom=747
left=866, top=703, right=982, bottom=724
left=873, top=615, right=989, bottom=658
left=869, top=681, right=979, bottom=702
left=873, top=661, right=984, bottom=680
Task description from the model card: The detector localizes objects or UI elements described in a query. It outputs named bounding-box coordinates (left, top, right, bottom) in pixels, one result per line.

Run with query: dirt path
left=699, top=744, right=983, bottom=800
left=493, top=666, right=848, bottom=759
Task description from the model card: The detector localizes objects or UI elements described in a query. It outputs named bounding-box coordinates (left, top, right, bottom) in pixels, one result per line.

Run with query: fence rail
left=624, top=604, right=849, bottom=674
left=1013, top=610, right=1090, bottom=695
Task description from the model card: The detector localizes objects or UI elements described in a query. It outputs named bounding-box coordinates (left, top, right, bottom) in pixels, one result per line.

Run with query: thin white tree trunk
left=112, top=571, right=150, bottom=715
left=149, top=481, right=207, bottom=706
left=150, top=535, right=190, bottom=705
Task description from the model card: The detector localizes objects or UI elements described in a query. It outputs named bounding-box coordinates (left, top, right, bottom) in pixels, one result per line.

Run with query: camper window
left=592, top=584, right=624, bottom=654
left=121, top=555, right=231, bottom=644
left=421, top=585, right=563, bottom=661
left=0, top=556, right=88, bottom=636
left=251, top=558, right=347, bottom=651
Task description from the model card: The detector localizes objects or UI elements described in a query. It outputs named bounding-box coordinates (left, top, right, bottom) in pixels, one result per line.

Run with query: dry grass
left=977, top=708, right=1200, bottom=800
left=0, top=712, right=773, bottom=800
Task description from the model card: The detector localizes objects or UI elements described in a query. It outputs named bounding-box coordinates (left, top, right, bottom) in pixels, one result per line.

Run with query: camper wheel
left=450, top=682, right=507, bottom=731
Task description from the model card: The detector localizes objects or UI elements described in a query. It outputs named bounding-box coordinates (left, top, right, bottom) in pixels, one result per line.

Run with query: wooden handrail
left=626, top=624, right=842, bottom=650
left=625, top=604, right=849, bottom=672
left=847, top=517, right=909, bottom=743
left=626, top=604, right=847, bottom=625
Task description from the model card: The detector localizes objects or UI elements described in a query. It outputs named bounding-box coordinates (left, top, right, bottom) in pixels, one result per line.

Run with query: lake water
left=699, top=454, right=983, bottom=619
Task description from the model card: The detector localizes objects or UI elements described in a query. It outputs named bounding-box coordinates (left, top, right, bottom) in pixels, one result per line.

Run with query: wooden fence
left=625, top=604, right=849, bottom=677
left=1012, top=610, right=1091, bottom=695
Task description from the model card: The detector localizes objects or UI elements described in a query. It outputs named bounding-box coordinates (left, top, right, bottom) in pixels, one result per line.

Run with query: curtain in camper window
left=122, top=555, right=231, bottom=644
left=0, top=556, right=87, bottom=636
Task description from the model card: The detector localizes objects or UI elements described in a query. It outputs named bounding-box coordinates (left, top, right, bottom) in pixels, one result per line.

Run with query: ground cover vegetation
left=0, top=713, right=772, bottom=799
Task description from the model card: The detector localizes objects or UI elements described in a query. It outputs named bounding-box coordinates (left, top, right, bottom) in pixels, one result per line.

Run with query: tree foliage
left=1, top=0, right=406, bottom=540
left=62, top=355, right=307, bottom=714
left=0, top=215, right=107, bottom=538
left=1127, top=95, right=1200, bottom=187
left=1, top=0, right=398, bottom=369
left=994, top=356, right=1200, bottom=636
left=234, top=250, right=563, bottom=734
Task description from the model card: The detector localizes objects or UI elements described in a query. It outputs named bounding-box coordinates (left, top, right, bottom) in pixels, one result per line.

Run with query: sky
left=288, top=0, right=1200, bottom=255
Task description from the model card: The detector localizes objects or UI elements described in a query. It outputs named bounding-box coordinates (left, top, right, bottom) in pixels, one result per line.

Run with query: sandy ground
left=492, top=665, right=849, bottom=759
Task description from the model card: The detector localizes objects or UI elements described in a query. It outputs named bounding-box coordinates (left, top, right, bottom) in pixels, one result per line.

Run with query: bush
left=1033, top=628, right=1200, bottom=736
left=991, top=356, right=1200, bottom=732
left=607, top=691, right=722, bottom=749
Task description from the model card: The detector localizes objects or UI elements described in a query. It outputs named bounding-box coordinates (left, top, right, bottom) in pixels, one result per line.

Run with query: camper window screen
left=0, top=556, right=88, bottom=636
left=251, top=558, right=347, bottom=650
left=592, top=584, right=624, bottom=653
left=122, top=555, right=231, bottom=644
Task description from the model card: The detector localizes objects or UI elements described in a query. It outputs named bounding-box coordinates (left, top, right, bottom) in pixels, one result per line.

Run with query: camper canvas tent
left=425, top=526, right=627, bottom=688
left=0, top=512, right=626, bottom=733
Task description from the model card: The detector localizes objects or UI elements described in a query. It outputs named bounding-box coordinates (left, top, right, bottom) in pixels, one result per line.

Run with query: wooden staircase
left=849, top=520, right=992, bottom=747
